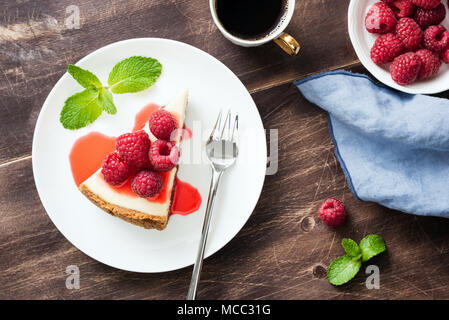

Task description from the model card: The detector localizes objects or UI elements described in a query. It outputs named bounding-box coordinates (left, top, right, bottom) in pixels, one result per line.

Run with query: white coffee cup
left=209, top=0, right=300, bottom=55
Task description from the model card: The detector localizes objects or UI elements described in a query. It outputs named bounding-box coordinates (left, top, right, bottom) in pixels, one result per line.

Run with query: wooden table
left=1, top=0, right=449, bottom=300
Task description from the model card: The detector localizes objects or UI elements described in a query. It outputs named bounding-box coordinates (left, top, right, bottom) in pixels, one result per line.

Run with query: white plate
left=32, top=38, right=267, bottom=273
left=348, top=0, right=449, bottom=94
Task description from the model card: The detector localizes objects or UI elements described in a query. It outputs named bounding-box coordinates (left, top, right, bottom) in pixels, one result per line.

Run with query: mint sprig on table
left=60, top=56, right=162, bottom=130
left=327, top=234, right=386, bottom=286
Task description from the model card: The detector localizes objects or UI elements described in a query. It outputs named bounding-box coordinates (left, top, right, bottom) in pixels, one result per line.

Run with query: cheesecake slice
left=79, top=89, right=188, bottom=230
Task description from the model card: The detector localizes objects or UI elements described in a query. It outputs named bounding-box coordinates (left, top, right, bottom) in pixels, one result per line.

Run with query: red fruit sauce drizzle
left=69, top=103, right=200, bottom=216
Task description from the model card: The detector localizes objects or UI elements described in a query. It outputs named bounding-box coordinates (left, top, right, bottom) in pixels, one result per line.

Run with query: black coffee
left=215, top=0, right=287, bottom=40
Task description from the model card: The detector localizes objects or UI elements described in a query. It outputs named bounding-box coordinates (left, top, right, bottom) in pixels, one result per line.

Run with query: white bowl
left=348, top=0, right=449, bottom=94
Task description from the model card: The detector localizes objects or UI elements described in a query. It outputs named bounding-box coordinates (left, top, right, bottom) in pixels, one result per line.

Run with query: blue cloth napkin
left=294, top=70, right=449, bottom=217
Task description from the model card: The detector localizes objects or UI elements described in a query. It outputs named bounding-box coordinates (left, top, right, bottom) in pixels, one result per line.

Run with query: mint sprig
left=327, top=234, right=386, bottom=286
left=61, top=56, right=162, bottom=130
left=67, top=64, right=102, bottom=90
left=342, top=238, right=361, bottom=258
left=327, top=256, right=362, bottom=286
left=359, top=234, right=386, bottom=262
left=108, top=56, right=162, bottom=94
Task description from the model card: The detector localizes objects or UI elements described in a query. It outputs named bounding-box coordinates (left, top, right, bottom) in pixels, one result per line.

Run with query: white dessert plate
left=32, top=38, right=267, bottom=273
left=348, top=0, right=449, bottom=94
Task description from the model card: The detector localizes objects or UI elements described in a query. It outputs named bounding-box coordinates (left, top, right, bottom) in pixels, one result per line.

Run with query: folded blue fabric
left=294, top=70, right=449, bottom=217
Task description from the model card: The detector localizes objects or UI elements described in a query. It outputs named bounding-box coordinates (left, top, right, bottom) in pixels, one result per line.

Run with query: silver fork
left=187, top=110, right=239, bottom=300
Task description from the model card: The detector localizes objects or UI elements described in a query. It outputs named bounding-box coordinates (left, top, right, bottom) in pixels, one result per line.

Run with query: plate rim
left=348, top=0, right=449, bottom=95
left=32, top=37, right=267, bottom=273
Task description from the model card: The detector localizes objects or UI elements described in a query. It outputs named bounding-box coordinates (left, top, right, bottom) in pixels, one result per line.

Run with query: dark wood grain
left=2, top=83, right=449, bottom=300
left=0, top=0, right=356, bottom=164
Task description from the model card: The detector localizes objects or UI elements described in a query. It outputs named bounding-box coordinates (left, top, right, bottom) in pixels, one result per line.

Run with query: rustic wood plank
left=0, top=0, right=357, bottom=164
left=1, top=83, right=449, bottom=300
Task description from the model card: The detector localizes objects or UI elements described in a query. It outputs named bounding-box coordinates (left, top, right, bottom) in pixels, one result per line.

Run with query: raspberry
left=390, top=52, right=422, bottom=84
left=395, top=18, right=423, bottom=50
left=148, top=140, right=180, bottom=172
left=116, top=130, right=151, bottom=168
left=415, top=49, right=441, bottom=79
left=131, top=169, right=163, bottom=198
left=414, top=3, right=446, bottom=29
left=101, top=152, right=132, bottom=186
left=389, top=0, right=416, bottom=18
left=318, top=198, right=347, bottom=228
left=370, top=33, right=404, bottom=64
left=440, top=46, right=449, bottom=62
left=423, top=25, right=449, bottom=52
left=365, top=2, right=397, bottom=34
left=411, top=0, right=441, bottom=9
left=148, top=110, right=178, bottom=141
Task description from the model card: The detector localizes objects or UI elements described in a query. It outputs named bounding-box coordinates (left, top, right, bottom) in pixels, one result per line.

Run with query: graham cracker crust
left=79, top=183, right=168, bottom=230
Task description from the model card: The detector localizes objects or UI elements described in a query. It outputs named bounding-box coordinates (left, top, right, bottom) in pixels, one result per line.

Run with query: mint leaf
left=60, top=89, right=102, bottom=130
left=342, top=238, right=361, bottom=258
left=359, top=234, right=386, bottom=262
left=98, top=88, right=116, bottom=114
left=327, top=255, right=362, bottom=286
left=68, top=64, right=102, bottom=90
left=108, top=56, right=162, bottom=94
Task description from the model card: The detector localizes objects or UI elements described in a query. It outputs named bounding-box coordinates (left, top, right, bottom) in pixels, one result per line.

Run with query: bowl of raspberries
left=348, top=0, right=449, bottom=94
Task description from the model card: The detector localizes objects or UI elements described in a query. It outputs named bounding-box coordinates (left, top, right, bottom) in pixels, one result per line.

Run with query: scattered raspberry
left=148, top=110, right=178, bottom=141
left=370, top=33, right=404, bottom=64
left=116, top=130, right=151, bottom=168
left=411, top=0, right=441, bottom=9
left=423, top=25, right=449, bottom=52
left=390, top=52, right=422, bottom=84
left=416, top=49, right=441, bottom=79
left=131, top=169, right=163, bottom=198
left=101, top=152, right=132, bottom=186
left=395, top=18, right=423, bottom=50
left=414, top=3, right=446, bottom=29
left=318, top=198, right=347, bottom=228
left=149, top=140, right=180, bottom=172
left=381, top=0, right=396, bottom=3
left=440, top=46, right=449, bottom=62
left=389, top=0, right=416, bottom=19
left=365, top=2, right=397, bottom=34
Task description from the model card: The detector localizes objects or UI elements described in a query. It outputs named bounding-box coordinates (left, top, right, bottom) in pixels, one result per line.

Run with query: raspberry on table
left=411, top=0, right=441, bottom=9
left=395, top=17, right=423, bottom=51
left=148, top=110, right=179, bottom=141
left=370, top=33, right=404, bottom=65
left=318, top=198, right=347, bottom=228
left=131, top=169, right=163, bottom=198
left=116, top=130, right=151, bottom=168
left=423, top=25, right=449, bottom=52
left=440, top=46, right=449, bottom=62
left=365, top=2, right=397, bottom=34
left=101, top=152, right=132, bottom=186
left=416, top=49, right=442, bottom=79
left=390, top=52, right=422, bottom=84
left=149, top=140, right=180, bottom=172
left=414, top=3, right=446, bottom=29
left=389, top=0, right=416, bottom=19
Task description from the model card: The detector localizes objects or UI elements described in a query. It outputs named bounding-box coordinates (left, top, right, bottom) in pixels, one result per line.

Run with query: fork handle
left=187, top=169, right=223, bottom=300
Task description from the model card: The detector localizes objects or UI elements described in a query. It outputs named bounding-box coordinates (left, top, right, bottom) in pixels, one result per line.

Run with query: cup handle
left=273, top=32, right=300, bottom=56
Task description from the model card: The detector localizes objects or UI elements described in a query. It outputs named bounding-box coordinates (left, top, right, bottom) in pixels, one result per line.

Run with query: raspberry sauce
left=69, top=103, right=201, bottom=216
left=69, top=132, right=116, bottom=187
left=171, top=178, right=201, bottom=216
left=132, top=103, right=160, bottom=132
